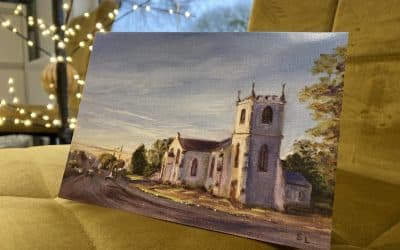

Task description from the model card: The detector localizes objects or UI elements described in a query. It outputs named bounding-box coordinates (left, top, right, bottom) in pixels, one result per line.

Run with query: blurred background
left=0, top=0, right=253, bottom=148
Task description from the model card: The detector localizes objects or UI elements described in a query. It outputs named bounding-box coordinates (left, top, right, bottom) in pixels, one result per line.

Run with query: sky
left=72, top=33, right=348, bottom=157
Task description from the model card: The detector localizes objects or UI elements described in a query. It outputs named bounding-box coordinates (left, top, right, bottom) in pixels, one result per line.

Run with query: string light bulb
left=27, top=40, right=34, bottom=47
left=8, top=77, right=14, bottom=84
left=12, top=97, right=19, bottom=104
left=45, top=123, right=51, bottom=128
left=24, top=119, right=32, bottom=126
left=145, top=5, right=151, bottom=12
left=42, top=115, right=50, bottom=121
left=83, top=12, right=90, bottom=18
left=47, top=103, right=54, bottom=110
left=0, top=99, right=6, bottom=107
left=62, top=3, right=70, bottom=10
left=30, top=112, right=37, bottom=118
left=133, top=5, right=138, bottom=10
left=184, top=11, right=191, bottom=18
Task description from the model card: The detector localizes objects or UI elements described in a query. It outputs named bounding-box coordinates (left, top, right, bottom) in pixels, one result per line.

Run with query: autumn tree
left=130, top=144, right=148, bottom=175
left=283, top=47, right=346, bottom=204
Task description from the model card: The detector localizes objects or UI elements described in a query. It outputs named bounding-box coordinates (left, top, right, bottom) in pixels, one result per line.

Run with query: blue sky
left=73, top=33, right=348, bottom=157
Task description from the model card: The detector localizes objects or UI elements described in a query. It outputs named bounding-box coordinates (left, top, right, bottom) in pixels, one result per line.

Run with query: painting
left=59, top=32, right=348, bottom=250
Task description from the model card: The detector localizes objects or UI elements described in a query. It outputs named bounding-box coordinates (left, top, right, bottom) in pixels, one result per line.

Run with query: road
left=59, top=171, right=330, bottom=250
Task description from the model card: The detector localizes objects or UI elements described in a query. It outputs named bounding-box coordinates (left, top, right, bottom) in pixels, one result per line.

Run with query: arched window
left=209, top=157, right=215, bottom=177
left=262, top=106, right=273, bottom=124
left=258, top=144, right=268, bottom=172
left=239, top=109, right=246, bottom=124
left=190, top=158, right=198, bottom=176
left=175, top=149, right=181, bottom=164
left=298, top=191, right=305, bottom=201
left=234, top=144, right=240, bottom=168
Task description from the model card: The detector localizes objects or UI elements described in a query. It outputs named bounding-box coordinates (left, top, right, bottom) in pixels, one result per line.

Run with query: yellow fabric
left=0, top=145, right=273, bottom=250
left=2, top=1, right=400, bottom=249
left=249, top=0, right=400, bottom=249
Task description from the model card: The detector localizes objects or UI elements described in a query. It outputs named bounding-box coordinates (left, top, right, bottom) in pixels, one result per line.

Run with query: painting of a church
left=160, top=84, right=312, bottom=211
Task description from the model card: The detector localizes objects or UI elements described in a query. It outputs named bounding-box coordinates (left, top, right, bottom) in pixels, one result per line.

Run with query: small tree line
left=130, top=138, right=173, bottom=177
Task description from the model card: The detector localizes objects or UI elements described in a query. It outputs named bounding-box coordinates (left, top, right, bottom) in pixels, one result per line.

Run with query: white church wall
left=181, top=151, right=210, bottom=188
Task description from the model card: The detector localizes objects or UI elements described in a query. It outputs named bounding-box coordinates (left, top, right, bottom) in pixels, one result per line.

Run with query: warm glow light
left=27, top=40, right=34, bottom=46
left=8, top=77, right=14, bottom=84
left=62, top=3, right=70, bottom=10
left=19, top=108, right=25, bottom=114
left=84, top=12, right=90, bottom=18
left=12, top=97, right=18, bottom=104
left=45, top=123, right=51, bottom=128
left=66, top=56, right=72, bottom=62
left=50, top=56, right=57, bottom=63
left=52, top=119, right=61, bottom=126
left=69, top=123, right=76, bottom=129
left=73, top=74, right=80, bottom=80
left=74, top=24, right=81, bottom=30
left=77, top=80, right=85, bottom=85
left=57, top=56, right=64, bottom=62
left=42, top=115, right=50, bottom=121
left=86, top=33, right=93, bottom=40
left=47, top=103, right=54, bottom=110
left=8, top=86, right=15, bottom=93
left=57, top=41, right=65, bottom=49
left=30, top=112, right=37, bottom=118
left=14, top=118, right=20, bottom=125
left=24, top=119, right=32, bottom=126
left=95, top=22, right=102, bottom=29
left=79, top=41, right=85, bottom=47
left=12, top=28, right=17, bottom=33
left=70, top=117, right=77, bottom=123
left=1, top=20, right=10, bottom=27
left=108, top=13, right=114, bottom=19
left=0, top=99, right=6, bottom=106
left=89, top=45, right=93, bottom=51
left=49, top=94, right=56, bottom=100
left=76, top=93, right=82, bottom=99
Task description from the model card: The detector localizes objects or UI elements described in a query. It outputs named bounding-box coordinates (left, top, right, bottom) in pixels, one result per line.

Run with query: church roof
left=284, top=171, right=311, bottom=187
left=179, top=137, right=221, bottom=152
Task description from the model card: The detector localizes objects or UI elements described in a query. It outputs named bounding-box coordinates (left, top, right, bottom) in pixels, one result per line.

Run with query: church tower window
left=239, top=109, right=246, bottom=124
left=262, top=106, right=273, bottom=124
left=209, top=157, right=215, bottom=177
left=234, top=143, right=240, bottom=168
left=258, top=144, right=269, bottom=172
left=175, top=149, right=181, bottom=164
left=190, top=158, right=198, bottom=176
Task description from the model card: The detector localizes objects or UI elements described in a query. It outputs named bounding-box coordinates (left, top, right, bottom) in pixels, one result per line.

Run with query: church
left=160, top=84, right=312, bottom=211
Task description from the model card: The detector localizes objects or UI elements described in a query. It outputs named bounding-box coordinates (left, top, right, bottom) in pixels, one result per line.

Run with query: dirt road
left=59, top=172, right=330, bottom=250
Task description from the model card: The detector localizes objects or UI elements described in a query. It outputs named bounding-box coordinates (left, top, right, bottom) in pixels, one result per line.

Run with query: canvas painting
left=59, top=32, right=348, bottom=250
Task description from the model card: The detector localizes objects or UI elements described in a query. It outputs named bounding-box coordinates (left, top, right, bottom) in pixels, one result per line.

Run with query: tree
left=144, top=138, right=173, bottom=177
left=130, top=144, right=148, bottom=175
left=283, top=47, right=346, bottom=204
left=98, top=153, right=117, bottom=170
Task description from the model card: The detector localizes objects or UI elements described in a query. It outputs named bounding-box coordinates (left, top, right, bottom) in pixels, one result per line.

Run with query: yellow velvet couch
left=1, top=1, right=400, bottom=249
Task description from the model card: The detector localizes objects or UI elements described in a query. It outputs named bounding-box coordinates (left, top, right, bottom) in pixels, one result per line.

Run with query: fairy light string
left=1, top=1, right=193, bottom=130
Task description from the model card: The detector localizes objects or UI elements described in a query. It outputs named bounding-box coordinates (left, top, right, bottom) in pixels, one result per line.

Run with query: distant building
left=160, top=84, right=311, bottom=211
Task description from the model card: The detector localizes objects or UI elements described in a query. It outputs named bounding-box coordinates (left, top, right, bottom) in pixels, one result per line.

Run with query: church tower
left=230, top=83, right=286, bottom=208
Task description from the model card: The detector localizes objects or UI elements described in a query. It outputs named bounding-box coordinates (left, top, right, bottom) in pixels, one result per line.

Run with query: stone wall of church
left=245, top=135, right=282, bottom=207
left=285, top=184, right=312, bottom=208
left=213, top=145, right=232, bottom=197
left=180, top=151, right=210, bottom=188
left=230, top=134, right=250, bottom=200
